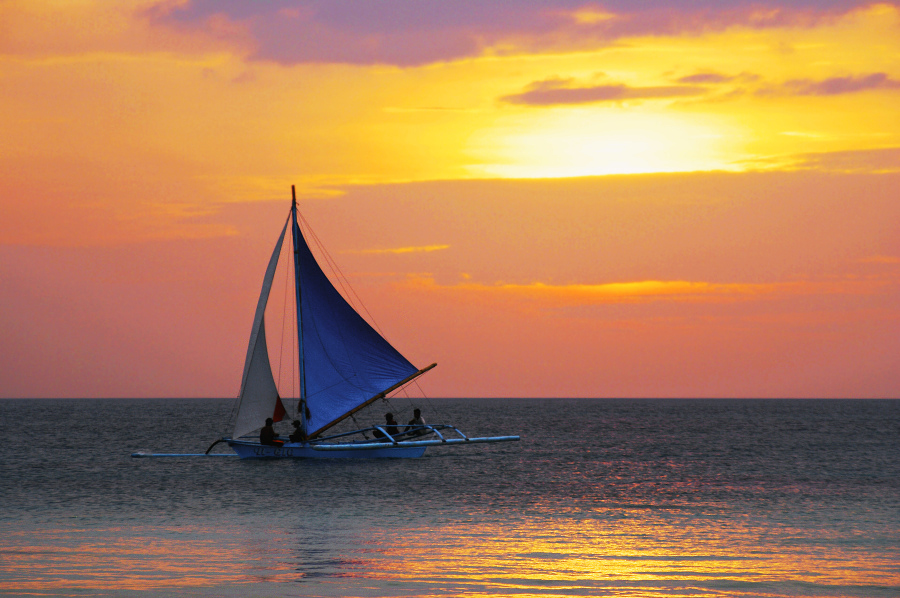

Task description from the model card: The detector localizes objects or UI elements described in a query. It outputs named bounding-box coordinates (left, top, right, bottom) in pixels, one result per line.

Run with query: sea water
left=0, top=398, right=898, bottom=598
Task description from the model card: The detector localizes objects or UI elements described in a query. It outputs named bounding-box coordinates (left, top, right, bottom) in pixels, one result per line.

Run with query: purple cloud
left=502, top=78, right=706, bottom=106
left=147, top=0, right=565, bottom=66
left=785, top=73, right=900, bottom=96
left=677, top=72, right=735, bottom=84
left=147, top=0, right=880, bottom=67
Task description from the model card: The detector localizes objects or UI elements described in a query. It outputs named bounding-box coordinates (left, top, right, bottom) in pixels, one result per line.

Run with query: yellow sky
left=1, top=1, right=898, bottom=398
left=2, top=2, right=899, bottom=225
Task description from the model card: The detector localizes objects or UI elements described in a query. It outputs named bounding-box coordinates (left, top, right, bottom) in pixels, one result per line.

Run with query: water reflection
left=280, top=513, right=898, bottom=597
left=0, top=525, right=288, bottom=593
left=1, top=510, right=896, bottom=597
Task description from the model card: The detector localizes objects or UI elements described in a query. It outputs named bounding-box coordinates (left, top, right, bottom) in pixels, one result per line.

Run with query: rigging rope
left=296, top=211, right=391, bottom=341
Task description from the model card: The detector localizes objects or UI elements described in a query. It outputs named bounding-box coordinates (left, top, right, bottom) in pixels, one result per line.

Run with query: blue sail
left=291, top=215, right=418, bottom=436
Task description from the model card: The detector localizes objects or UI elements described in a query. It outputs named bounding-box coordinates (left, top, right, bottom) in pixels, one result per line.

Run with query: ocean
left=0, top=398, right=897, bottom=598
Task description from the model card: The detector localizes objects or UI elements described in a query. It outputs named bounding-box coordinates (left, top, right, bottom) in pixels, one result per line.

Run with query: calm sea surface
left=0, top=398, right=898, bottom=598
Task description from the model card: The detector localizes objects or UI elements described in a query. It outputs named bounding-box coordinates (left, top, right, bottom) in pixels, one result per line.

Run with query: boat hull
left=226, top=439, right=426, bottom=459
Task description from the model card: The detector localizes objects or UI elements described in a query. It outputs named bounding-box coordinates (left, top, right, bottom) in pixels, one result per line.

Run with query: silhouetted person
left=260, top=418, right=282, bottom=446
left=384, top=412, right=399, bottom=437
left=289, top=419, right=306, bottom=443
left=374, top=412, right=399, bottom=440
left=406, top=408, right=426, bottom=436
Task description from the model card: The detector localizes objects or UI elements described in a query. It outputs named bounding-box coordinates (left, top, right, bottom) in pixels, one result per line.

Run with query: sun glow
left=466, top=108, right=740, bottom=178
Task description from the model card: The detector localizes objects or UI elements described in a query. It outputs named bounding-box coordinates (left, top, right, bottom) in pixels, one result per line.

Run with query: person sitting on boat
left=288, top=419, right=307, bottom=443
left=373, top=412, right=399, bottom=440
left=385, top=413, right=399, bottom=436
left=405, top=408, right=427, bottom=437
left=259, top=418, right=283, bottom=446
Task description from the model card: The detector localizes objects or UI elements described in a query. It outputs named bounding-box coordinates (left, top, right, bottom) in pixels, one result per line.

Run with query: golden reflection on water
left=316, top=512, right=897, bottom=597
left=1, top=513, right=896, bottom=597
left=0, top=525, right=291, bottom=593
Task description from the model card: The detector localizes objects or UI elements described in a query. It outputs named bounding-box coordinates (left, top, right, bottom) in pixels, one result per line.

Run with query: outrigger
left=221, top=424, right=520, bottom=459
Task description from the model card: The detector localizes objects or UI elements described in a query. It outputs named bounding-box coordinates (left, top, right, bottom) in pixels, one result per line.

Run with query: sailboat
left=217, top=187, right=519, bottom=459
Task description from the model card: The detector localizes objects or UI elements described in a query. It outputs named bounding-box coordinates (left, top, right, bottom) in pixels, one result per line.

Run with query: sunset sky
left=1, top=0, right=898, bottom=399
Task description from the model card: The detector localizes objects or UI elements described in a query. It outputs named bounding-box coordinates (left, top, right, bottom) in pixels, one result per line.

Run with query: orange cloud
left=346, top=245, right=451, bottom=255
left=0, top=0, right=249, bottom=59
left=401, top=274, right=896, bottom=309
left=860, top=255, right=900, bottom=265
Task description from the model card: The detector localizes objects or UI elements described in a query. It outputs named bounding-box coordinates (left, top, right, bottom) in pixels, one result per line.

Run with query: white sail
left=231, top=217, right=289, bottom=440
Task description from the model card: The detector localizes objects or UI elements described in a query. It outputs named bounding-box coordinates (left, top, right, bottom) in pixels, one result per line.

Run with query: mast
left=290, top=185, right=308, bottom=435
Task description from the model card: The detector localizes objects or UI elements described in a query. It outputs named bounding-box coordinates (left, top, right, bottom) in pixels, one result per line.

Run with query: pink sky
left=1, top=1, right=898, bottom=398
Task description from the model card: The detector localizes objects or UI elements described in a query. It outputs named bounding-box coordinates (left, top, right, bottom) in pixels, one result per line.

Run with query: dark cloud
left=790, top=147, right=900, bottom=172
left=502, top=78, right=706, bottom=106
left=147, top=0, right=882, bottom=67
left=737, top=147, right=900, bottom=172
